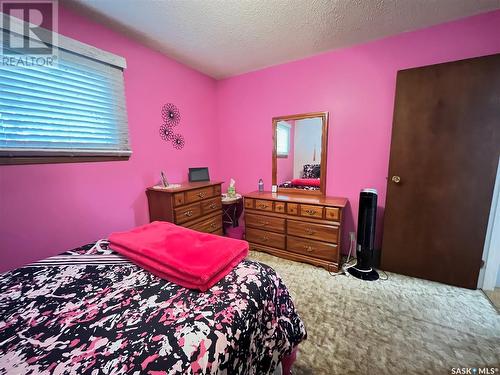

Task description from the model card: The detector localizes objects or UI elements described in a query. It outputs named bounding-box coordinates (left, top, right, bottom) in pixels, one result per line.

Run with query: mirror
left=272, top=112, right=329, bottom=195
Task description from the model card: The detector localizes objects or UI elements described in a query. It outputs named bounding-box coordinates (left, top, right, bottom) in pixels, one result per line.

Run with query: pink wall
left=215, top=10, right=500, bottom=252
left=0, top=6, right=218, bottom=271
left=1, top=8, right=500, bottom=271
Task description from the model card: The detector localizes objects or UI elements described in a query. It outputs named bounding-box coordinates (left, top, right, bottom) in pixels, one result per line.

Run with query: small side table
left=221, top=194, right=243, bottom=234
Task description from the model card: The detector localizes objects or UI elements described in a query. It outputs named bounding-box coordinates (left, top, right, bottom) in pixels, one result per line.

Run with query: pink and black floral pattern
left=0, top=244, right=306, bottom=374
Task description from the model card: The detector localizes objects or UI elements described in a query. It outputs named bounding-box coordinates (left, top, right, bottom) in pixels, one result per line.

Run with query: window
left=276, top=121, right=291, bottom=157
left=0, top=15, right=130, bottom=164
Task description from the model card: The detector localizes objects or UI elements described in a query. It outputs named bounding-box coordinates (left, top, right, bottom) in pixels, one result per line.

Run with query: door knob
left=391, top=175, right=401, bottom=184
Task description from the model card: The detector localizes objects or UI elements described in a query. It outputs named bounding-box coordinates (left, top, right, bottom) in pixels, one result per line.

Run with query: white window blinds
left=0, top=25, right=130, bottom=159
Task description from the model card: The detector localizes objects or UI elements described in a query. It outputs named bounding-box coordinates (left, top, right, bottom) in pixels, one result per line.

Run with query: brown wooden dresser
left=146, top=181, right=223, bottom=235
left=244, top=191, right=348, bottom=272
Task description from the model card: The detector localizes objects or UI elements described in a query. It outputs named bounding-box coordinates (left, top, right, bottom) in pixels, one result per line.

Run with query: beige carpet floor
left=247, top=251, right=500, bottom=375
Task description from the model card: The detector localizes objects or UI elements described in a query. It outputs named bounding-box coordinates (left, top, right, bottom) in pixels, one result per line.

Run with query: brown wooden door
left=381, top=54, right=500, bottom=289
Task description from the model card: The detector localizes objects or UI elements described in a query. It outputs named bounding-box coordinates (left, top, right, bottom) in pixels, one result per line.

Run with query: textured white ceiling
left=67, top=0, right=500, bottom=79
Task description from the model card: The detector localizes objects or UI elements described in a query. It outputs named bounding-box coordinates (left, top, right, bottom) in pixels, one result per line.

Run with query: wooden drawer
left=274, top=202, right=285, bottom=213
left=214, top=184, right=221, bottom=196
left=246, top=227, right=285, bottom=249
left=173, top=193, right=184, bottom=207
left=287, top=236, right=338, bottom=262
left=287, top=219, right=339, bottom=243
left=174, top=202, right=202, bottom=224
left=255, top=199, right=273, bottom=212
left=189, top=215, right=222, bottom=233
left=325, top=207, right=340, bottom=221
left=245, top=213, right=285, bottom=233
left=300, top=204, right=324, bottom=219
left=185, top=186, right=214, bottom=204
left=287, top=203, right=298, bottom=215
left=201, top=197, right=222, bottom=214
left=244, top=198, right=254, bottom=209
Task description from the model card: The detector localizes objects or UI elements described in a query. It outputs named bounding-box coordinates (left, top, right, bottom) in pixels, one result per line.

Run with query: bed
left=279, top=163, right=321, bottom=190
left=0, top=243, right=306, bottom=374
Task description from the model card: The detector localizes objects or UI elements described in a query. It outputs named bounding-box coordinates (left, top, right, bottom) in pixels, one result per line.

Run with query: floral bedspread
left=0, top=244, right=306, bottom=374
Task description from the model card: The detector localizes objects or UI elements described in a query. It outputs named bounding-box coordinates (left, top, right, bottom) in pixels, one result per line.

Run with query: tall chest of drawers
left=244, top=191, right=348, bottom=272
left=146, top=181, right=223, bottom=235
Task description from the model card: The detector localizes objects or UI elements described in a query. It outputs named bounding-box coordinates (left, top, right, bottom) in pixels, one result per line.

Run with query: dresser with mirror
left=243, top=112, right=348, bottom=272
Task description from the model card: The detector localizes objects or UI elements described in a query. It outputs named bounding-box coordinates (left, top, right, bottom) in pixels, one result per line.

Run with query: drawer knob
left=185, top=210, right=193, bottom=217
left=262, top=236, right=269, bottom=242
left=210, top=223, right=217, bottom=228
left=209, top=203, right=217, bottom=209
left=304, top=245, right=313, bottom=252
left=305, top=209, right=317, bottom=215
left=259, top=221, right=270, bottom=226
left=305, top=227, right=315, bottom=235
left=198, top=192, right=206, bottom=198
left=259, top=204, right=268, bottom=209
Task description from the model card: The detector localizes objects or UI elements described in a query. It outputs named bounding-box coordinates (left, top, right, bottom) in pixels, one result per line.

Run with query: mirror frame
left=272, top=111, right=329, bottom=196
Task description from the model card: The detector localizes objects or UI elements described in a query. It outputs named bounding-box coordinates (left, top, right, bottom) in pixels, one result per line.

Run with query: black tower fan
left=347, top=188, right=379, bottom=281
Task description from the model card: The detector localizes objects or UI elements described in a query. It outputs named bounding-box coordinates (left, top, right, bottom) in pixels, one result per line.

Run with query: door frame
left=479, top=156, right=500, bottom=290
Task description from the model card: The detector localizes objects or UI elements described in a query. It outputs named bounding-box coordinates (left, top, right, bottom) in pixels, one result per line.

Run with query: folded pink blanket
left=109, top=221, right=249, bottom=291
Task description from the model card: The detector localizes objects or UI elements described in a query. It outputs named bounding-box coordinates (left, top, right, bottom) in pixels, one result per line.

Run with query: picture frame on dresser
left=272, top=111, right=329, bottom=196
